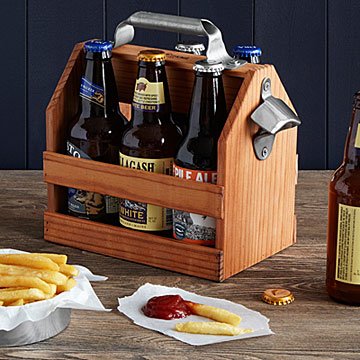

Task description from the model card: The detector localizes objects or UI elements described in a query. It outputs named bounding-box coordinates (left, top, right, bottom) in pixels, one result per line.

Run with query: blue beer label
left=79, top=77, right=105, bottom=108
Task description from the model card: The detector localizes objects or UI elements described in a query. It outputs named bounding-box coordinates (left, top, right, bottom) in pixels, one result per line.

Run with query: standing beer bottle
left=67, top=40, right=127, bottom=224
left=173, top=60, right=226, bottom=246
left=119, top=50, right=182, bottom=232
left=232, top=45, right=262, bottom=64
left=327, top=92, right=360, bottom=304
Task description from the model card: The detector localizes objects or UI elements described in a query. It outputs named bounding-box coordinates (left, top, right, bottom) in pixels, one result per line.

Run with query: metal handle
left=251, top=78, right=301, bottom=160
left=113, top=11, right=245, bottom=70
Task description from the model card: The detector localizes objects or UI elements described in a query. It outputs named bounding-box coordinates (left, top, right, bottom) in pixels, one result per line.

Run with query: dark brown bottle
left=67, top=40, right=127, bottom=224
left=327, top=92, right=360, bottom=304
left=119, top=50, right=182, bottom=232
left=173, top=60, right=227, bottom=246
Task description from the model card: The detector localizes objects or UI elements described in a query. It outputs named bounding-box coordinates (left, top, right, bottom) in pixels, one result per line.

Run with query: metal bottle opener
left=113, top=11, right=245, bottom=70
left=251, top=78, right=301, bottom=160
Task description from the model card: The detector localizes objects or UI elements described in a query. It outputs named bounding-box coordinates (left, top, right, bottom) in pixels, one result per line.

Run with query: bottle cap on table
left=262, top=288, right=294, bottom=305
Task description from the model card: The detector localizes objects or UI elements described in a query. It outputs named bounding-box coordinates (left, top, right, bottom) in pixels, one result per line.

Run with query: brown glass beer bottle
left=327, top=92, right=360, bottom=304
left=173, top=60, right=227, bottom=246
left=67, top=40, right=127, bottom=224
left=119, top=50, right=182, bottom=232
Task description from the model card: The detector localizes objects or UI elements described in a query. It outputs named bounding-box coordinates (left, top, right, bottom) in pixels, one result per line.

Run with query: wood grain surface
left=1, top=170, right=359, bottom=359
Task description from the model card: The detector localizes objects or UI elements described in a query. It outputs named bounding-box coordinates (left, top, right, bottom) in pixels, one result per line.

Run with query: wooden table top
left=0, top=170, right=357, bottom=359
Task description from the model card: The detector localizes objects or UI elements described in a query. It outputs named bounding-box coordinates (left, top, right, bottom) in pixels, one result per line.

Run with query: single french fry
left=59, top=264, right=79, bottom=277
left=0, top=275, right=53, bottom=294
left=0, top=288, right=46, bottom=303
left=185, top=302, right=241, bottom=326
left=32, top=253, right=67, bottom=265
left=0, top=254, right=59, bottom=271
left=8, top=299, right=24, bottom=306
left=57, top=278, right=77, bottom=294
left=175, top=321, right=252, bottom=336
left=0, top=264, right=67, bottom=285
left=0, top=301, right=3, bottom=306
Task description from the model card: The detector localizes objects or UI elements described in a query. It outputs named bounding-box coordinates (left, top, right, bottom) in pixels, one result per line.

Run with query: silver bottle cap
left=193, top=59, right=224, bottom=74
left=175, top=40, right=205, bottom=55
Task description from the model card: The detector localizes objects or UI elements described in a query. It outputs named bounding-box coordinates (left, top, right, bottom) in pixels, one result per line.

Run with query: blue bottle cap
left=84, top=40, right=113, bottom=53
left=232, top=45, right=262, bottom=57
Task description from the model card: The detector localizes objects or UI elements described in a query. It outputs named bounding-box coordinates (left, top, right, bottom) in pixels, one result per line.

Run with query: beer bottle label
left=132, top=77, right=165, bottom=112
left=119, top=152, right=173, bottom=231
left=335, top=203, right=360, bottom=284
left=79, top=77, right=105, bottom=108
left=355, top=124, right=360, bottom=148
left=173, top=164, right=217, bottom=246
left=67, top=141, right=118, bottom=218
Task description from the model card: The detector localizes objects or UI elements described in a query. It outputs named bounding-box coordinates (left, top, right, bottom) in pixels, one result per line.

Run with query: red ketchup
left=142, top=295, right=192, bottom=320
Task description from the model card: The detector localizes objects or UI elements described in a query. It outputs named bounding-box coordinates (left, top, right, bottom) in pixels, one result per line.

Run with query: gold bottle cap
left=262, top=288, right=294, bottom=305
left=138, top=50, right=166, bottom=62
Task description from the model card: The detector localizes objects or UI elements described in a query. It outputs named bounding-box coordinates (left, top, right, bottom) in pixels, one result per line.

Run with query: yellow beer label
left=355, top=124, right=360, bottom=148
left=132, top=77, right=165, bottom=112
left=119, top=153, right=173, bottom=231
left=335, top=203, right=360, bottom=284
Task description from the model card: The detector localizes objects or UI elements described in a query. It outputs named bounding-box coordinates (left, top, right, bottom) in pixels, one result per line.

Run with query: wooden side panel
left=43, top=152, right=224, bottom=219
left=46, top=43, right=84, bottom=213
left=44, top=212, right=223, bottom=281
left=217, top=65, right=297, bottom=279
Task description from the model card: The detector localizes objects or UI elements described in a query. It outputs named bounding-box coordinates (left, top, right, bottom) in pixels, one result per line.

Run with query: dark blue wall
left=1, top=0, right=356, bottom=169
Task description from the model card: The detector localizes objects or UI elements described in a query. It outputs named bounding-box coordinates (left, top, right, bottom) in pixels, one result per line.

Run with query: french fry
left=0, top=254, right=59, bottom=271
left=175, top=321, right=252, bottom=336
left=59, top=264, right=79, bottom=277
left=0, top=264, right=67, bottom=285
left=56, top=278, right=77, bottom=294
left=0, top=288, right=46, bottom=304
left=0, top=301, right=3, bottom=306
left=0, top=276, right=53, bottom=294
left=8, top=299, right=24, bottom=306
left=32, top=253, right=67, bottom=265
left=185, top=302, right=241, bottom=326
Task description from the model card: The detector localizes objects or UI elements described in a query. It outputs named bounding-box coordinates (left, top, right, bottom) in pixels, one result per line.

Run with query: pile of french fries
left=0, top=253, right=78, bottom=306
left=175, top=302, right=252, bottom=336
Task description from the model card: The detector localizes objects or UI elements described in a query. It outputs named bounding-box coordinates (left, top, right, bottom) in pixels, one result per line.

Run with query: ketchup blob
left=142, top=295, right=192, bottom=320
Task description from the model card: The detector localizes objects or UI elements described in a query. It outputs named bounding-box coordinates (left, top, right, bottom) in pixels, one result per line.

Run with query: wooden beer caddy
left=43, top=42, right=298, bottom=281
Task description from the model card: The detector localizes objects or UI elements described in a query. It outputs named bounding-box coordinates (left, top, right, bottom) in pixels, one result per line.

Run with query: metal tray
left=0, top=308, right=71, bottom=347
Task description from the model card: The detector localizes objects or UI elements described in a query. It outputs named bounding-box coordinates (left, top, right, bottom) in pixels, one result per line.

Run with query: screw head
left=263, top=81, right=270, bottom=92
left=262, top=147, right=269, bottom=158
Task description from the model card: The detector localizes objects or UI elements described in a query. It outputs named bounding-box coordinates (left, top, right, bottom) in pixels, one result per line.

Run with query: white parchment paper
left=118, top=283, right=273, bottom=346
left=0, top=248, right=109, bottom=331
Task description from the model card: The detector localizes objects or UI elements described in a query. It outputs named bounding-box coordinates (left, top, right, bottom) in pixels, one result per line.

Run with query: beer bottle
left=175, top=40, right=205, bottom=55
left=173, top=40, right=206, bottom=134
left=67, top=40, right=127, bottom=224
left=232, top=45, right=262, bottom=64
left=173, top=60, right=227, bottom=246
left=327, top=92, right=360, bottom=304
left=119, top=50, right=182, bottom=232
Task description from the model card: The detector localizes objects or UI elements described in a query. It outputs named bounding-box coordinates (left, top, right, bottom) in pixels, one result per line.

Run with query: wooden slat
left=43, top=152, right=224, bottom=219
left=44, top=212, right=223, bottom=281
left=217, top=64, right=297, bottom=279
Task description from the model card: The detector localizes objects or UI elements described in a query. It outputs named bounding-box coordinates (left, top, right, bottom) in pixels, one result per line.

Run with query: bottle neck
left=186, top=71, right=226, bottom=139
left=80, top=53, right=120, bottom=118
left=131, top=61, right=172, bottom=126
left=343, top=94, right=360, bottom=168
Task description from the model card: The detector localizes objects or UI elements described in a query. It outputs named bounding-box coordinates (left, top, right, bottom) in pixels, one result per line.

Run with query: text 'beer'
left=173, top=60, right=227, bottom=246
left=119, top=50, right=181, bottom=232
left=67, top=40, right=127, bottom=224
left=327, top=92, right=360, bottom=304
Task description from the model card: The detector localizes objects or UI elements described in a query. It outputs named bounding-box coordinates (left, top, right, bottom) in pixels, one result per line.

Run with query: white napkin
left=0, top=248, right=109, bottom=331
left=118, top=283, right=273, bottom=346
